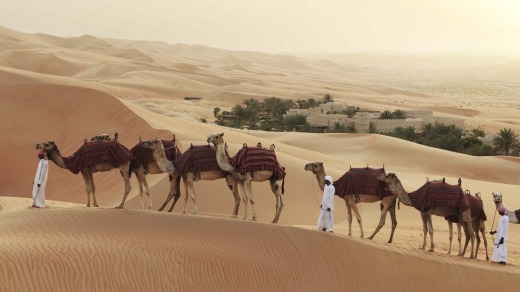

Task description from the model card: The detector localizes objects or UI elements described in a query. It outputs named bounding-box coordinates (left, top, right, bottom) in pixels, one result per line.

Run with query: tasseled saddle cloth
left=409, top=181, right=470, bottom=212
left=63, top=140, right=133, bottom=174
left=447, top=194, right=486, bottom=222
left=228, top=143, right=285, bottom=180
left=514, top=209, right=520, bottom=222
left=333, top=167, right=391, bottom=200
left=173, top=144, right=221, bottom=176
left=130, top=140, right=181, bottom=170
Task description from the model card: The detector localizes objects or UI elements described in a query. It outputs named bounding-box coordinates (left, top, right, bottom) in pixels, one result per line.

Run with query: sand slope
left=1, top=197, right=519, bottom=292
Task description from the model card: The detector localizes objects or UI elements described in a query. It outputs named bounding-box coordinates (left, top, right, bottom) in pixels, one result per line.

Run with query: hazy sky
left=3, top=0, right=520, bottom=53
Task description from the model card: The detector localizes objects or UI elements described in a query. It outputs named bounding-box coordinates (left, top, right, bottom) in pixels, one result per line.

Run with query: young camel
left=141, top=138, right=241, bottom=217
left=117, top=138, right=182, bottom=211
left=36, top=140, right=132, bottom=208
left=304, top=162, right=398, bottom=243
left=492, top=192, right=519, bottom=223
left=447, top=190, right=489, bottom=260
left=207, top=132, right=285, bottom=223
left=378, top=173, right=475, bottom=258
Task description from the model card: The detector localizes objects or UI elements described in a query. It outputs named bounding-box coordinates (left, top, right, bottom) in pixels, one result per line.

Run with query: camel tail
left=281, top=176, right=285, bottom=195
left=128, top=162, right=132, bottom=179
left=398, top=199, right=400, bottom=210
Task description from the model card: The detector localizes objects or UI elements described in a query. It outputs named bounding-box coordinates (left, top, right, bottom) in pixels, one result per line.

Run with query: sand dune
left=2, top=27, right=520, bottom=290
left=1, top=197, right=519, bottom=292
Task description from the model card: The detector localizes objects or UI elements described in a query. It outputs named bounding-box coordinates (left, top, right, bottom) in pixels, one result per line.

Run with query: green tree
left=380, top=110, right=392, bottom=119
left=322, top=94, right=334, bottom=103
left=493, top=128, right=519, bottom=156
left=213, top=107, right=221, bottom=118
left=392, top=109, right=406, bottom=119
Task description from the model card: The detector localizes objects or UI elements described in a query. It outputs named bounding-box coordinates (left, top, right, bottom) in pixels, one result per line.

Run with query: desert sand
left=1, top=26, right=520, bottom=291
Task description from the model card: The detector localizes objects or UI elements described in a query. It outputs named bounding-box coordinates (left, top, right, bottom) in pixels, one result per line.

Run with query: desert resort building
left=284, top=102, right=465, bottom=133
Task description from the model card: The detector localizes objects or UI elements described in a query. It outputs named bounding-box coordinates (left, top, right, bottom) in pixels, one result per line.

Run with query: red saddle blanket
left=333, top=167, right=391, bottom=198
left=130, top=140, right=181, bottom=170
left=228, top=146, right=285, bottom=180
left=447, top=194, right=486, bottom=223
left=63, top=141, right=133, bottom=174
left=515, top=209, right=520, bottom=222
left=173, top=145, right=221, bottom=176
left=409, top=181, right=470, bottom=212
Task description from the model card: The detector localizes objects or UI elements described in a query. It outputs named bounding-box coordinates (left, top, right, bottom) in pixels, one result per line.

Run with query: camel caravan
left=36, top=131, right=519, bottom=260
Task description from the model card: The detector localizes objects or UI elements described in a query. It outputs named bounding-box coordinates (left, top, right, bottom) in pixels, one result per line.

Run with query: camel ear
left=219, top=133, right=224, bottom=138
left=318, top=162, right=323, bottom=166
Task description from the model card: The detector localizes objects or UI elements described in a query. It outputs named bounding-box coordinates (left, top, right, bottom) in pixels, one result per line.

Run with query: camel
left=207, top=132, right=285, bottom=223
left=304, top=162, right=398, bottom=243
left=115, top=138, right=182, bottom=211
left=36, top=140, right=131, bottom=208
left=141, top=138, right=240, bottom=217
left=378, top=173, right=475, bottom=258
left=492, top=192, right=520, bottom=224
left=447, top=190, right=489, bottom=260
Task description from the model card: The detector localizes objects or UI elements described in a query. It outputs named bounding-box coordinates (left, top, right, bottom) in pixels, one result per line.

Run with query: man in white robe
left=317, top=175, right=335, bottom=232
left=490, top=206, right=509, bottom=265
left=32, top=150, right=49, bottom=208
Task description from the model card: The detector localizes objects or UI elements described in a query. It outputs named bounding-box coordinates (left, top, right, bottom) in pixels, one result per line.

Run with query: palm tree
left=322, top=94, right=334, bottom=103
left=379, top=110, right=392, bottom=119
left=392, top=109, right=407, bottom=119
left=493, top=128, right=519, bottom=156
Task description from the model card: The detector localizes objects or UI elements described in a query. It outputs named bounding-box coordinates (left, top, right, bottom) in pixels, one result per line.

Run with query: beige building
left=285, top=103, right=465, bottom=132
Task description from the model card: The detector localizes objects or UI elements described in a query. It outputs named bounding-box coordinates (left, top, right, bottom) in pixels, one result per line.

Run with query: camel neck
left=48, top=149, right=67, bottom=169
left=315, top=169, right=326, bottom=191
left=391, top=181, right=413, bottom=206
left=214, top=142, right=234, bottom=173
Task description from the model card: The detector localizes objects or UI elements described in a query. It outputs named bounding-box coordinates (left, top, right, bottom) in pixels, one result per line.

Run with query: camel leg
left=367, top=199, right=392, bottom=241
left=427, top=215, right=434, bottom=252
left=464, top=216, right=475, bottom=259
left=182, top=177, right=189, bottom=214
left=158, top=176, right=176, bottom=211
left=386, top=200, right=398, bottom=243
left=474, top=223, right=481, bottom=259
left=188, top=178, right=197, bottom=215
left=141, top=173, right=152, bottom=211
left=86, top=170, right=99, bottom=208
left=116, top=164, right=131, bottom=209
left=81, top=170, right=92, bottom=207
left=226, top=175, right=240, bottom=218
left=480, top=222, right=489, bottom=261
left=244, top=179, right=257, bottom=221
left=134, top=170, right=145, bottom=211
left=344, top=198, right=353, bottom=237
left=239, top=182, right=248, bottom=220
left=271, top=180, right=284, bottom=224
left=420, top=213, right=428, bottom=250
left=457, top=223, right=462, bottom=256
left=349, top=197, right=364, bottom=238
left=447, top=221, right=453, bottom=255
left=167, top=176, right=182, bottom=212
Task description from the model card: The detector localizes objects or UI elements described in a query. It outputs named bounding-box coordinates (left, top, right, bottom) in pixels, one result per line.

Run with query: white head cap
left=325, top=175, right=333, bottom=182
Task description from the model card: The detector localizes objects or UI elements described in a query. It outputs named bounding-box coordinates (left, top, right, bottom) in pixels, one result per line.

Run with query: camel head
left=377, top=173, right=399, bottom=185
left=141, top=138, right=164, bottom=151
left=492, top=192, right=502, bottom=204
left=207, top=132, right=224, bottom=145
left=35, top=141, right=57, bottom=153
left=304, top=162, right=323, bottom=174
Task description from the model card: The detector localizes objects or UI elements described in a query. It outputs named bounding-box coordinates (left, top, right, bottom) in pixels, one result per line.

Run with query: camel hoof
left=115, top=206, right=123, bottom=209
left=418, top=247, right=425, bottom=250
left=231, top=215, right=237, bottom=219
left=252, top=218, right=257, bottom=222
left=368, top=236, right=374, bottom=240
left=428, top=248, right=434, bottom=252
left=486, top=257, right=489, bottom=261
left=94, top=204, right=99, bottom=208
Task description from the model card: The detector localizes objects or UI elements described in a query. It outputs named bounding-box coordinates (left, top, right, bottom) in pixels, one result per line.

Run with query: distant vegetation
left=212, top=95, right=520, bottom=157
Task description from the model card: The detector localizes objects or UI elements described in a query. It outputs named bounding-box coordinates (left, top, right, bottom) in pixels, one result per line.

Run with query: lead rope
left=311, top=173, right=321, bottom=208
left=490, top=209, right=497, bottom=243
